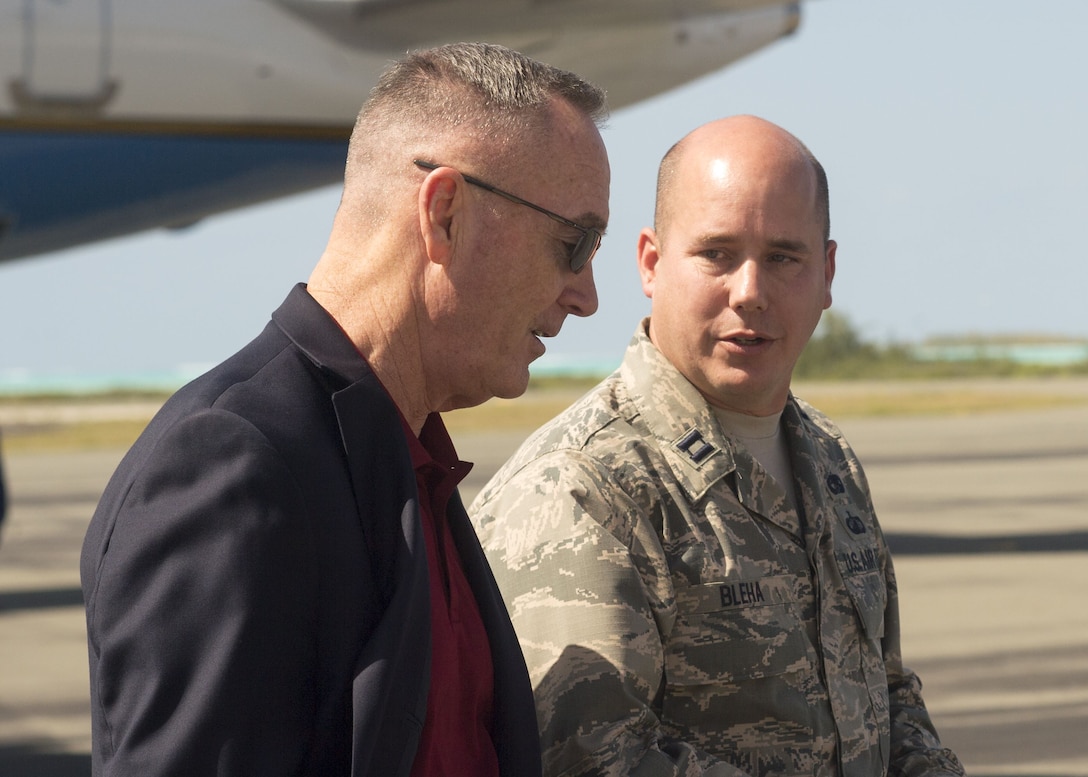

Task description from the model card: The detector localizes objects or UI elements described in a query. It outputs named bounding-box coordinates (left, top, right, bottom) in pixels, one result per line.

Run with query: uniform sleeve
left=831, top=438, right=964, bottom=777
left=472, top=450, right=752, bottom=777
left=880, top=550, right=966, bottom=777
left=83, top=410, right=320, bottom=776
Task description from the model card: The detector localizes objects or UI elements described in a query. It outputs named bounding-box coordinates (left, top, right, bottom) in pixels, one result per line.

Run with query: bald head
left=654, top=116, right=830, bottom=245
left=637, top=114, right=836, bottom=416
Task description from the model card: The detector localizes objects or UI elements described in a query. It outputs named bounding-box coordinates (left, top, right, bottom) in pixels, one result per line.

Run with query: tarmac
left=1, top=386, right=1086, bottom=776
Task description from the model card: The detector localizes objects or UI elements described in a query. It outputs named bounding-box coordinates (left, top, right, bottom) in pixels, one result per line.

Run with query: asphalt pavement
left=1, top=394, right=1086, bottom=776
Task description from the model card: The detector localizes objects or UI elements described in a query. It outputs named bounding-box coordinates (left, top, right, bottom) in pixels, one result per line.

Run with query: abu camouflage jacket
left=472, top=322, right=964, bottom=777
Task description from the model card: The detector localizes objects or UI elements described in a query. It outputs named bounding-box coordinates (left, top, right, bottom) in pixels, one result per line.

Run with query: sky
left=2, top=0, right=1086, bottom=387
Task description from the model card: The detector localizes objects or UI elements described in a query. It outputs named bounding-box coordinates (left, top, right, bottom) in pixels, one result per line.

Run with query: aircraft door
left=13, top=0, right=118, bottom=112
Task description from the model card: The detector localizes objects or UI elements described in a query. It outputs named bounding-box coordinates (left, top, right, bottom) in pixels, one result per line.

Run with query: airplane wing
left=0, top=0, right=802, bottom=262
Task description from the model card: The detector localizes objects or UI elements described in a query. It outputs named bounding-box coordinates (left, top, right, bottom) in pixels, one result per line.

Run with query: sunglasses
left=414, top=160, right=601, bottom=273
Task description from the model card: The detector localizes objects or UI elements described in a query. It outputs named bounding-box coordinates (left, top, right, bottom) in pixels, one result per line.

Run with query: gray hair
left=346, top=42, right=607, bottom=189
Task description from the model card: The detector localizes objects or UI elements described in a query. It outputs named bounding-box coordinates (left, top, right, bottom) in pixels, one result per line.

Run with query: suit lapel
left=271, top=287, right=431, bottom=777
left=331, top=377, right=432, bottom=777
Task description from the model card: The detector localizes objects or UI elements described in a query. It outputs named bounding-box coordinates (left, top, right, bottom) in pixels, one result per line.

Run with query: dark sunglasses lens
left=570, top=230, right=601, bottom=273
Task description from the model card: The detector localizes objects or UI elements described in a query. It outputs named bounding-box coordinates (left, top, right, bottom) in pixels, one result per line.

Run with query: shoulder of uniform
left=786, top=393, right=872, bottom=496
left=510, top=373, right=637, bottom=455
left=472, top=377, right=665, bottom=512
left=789, top=394, right=845, bottom=439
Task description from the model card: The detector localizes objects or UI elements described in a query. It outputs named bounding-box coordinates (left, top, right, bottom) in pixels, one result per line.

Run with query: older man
left=81, top=43, right=608, bottom=777
left=472, top=116, right=964, bottom=776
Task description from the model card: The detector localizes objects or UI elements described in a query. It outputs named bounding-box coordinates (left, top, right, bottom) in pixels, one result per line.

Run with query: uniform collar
left=621, top=319, right=737, bottom=504
left=621, top=319, right=807, bottom=540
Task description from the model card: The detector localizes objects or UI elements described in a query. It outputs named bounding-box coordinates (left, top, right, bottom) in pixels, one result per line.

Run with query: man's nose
left=730, top=259, right=767, bottom=312
left=562, top=262, right=599, bottom=318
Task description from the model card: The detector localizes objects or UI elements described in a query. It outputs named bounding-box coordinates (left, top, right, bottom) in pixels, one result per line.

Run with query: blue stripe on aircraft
left=0, top=131, right=349, bottom=261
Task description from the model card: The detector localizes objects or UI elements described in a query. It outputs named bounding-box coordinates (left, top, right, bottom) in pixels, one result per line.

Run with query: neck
left=308, top=257, right=432, bottom=436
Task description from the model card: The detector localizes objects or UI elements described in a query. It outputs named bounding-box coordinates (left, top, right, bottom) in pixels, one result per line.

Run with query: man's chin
left=493, top=372, right=532, bottom=401
left=699, top=369, right=791, bottom=416
left=440, top=372, right=531, bottom=413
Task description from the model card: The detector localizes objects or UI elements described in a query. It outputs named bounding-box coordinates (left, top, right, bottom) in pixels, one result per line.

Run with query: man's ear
left=636, top=227, right=661, bottom=300
left=823, top=239, right=837, bottom=310
left=417, top=167, right=463, bottom=266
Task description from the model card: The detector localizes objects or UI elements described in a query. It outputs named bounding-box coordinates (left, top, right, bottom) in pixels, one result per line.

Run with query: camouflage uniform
left=472, top=322, right=965, bottom=777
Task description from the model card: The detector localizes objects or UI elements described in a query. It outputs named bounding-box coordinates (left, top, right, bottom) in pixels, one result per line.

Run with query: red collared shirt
left=403, top=413, right=499, bottom=777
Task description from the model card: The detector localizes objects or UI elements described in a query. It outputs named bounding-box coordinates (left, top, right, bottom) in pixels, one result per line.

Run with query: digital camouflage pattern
left=472, top=321, right=965, bottom=777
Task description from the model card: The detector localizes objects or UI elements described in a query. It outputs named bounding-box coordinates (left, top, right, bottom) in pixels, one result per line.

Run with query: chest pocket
left=664, top=575, right=814, bottom=686
left=835, top=546, right=887, bottom=642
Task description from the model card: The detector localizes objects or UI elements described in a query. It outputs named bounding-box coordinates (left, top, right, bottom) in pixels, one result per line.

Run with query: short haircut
left=347, top=42, right=607, bottom=185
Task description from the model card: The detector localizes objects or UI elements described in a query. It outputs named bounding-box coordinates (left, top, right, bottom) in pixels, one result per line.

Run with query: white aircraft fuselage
left=0, top=0, right=802, bottom=261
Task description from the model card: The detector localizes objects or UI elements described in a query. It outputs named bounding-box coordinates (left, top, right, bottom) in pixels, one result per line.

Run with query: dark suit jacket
left=81, top=284, right=541, bottom=776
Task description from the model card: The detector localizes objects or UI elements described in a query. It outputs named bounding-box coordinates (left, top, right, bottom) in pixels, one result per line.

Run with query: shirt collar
left=399, top=411, right=473, bottom=485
